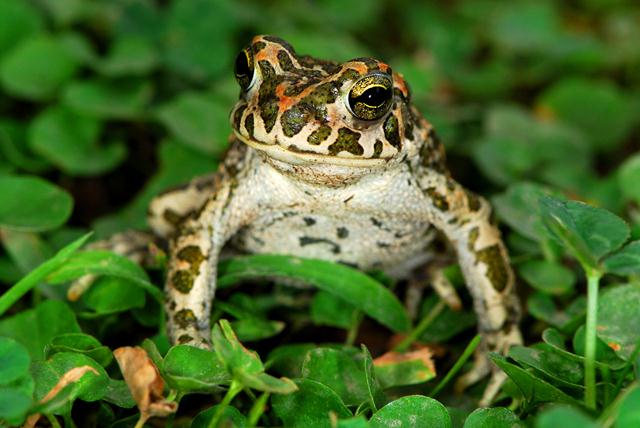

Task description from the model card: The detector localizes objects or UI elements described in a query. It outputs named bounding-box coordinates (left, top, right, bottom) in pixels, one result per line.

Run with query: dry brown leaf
left=66, top=275, right=95, bottom=301
left=373, top=346, right=436, bottom=373
left=22, top=365, right=99, bottom=428
left=114, top=346, right=177, bottom=426
left=534, top=104, right=556, bottom=121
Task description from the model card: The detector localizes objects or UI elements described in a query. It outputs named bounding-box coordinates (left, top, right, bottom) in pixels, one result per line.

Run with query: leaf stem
left=540, top=238, right=558, bottom=262
left=46, top=414, right=62, bottom=428
left=429, top=334, right=481, bottom=398
left=600, top=365, right=611, bottom=405
left=584, top=270, right=602, bottom=410
left=208, top=380, right=243, bottom=428
left=393, top=300, right=446, bottom=352
left=63, top=412, right=77, bottom=428
left=247, top=392, right=270, bottom=426
left=134, top=415, right=148, bottom=428
left=597, top=382, right=640, bottom=428
left=0, top=233, right=91, bottom=316
left=164, top=392, right=182, bottom=428
left=345, top=311, right=363, bottom=346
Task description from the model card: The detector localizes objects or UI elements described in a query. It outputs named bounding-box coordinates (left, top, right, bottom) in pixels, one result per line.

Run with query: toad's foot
left=455, top=325, right=522, bottom=406
left=68, top=231, right=162, bottom=301
left=405, top=264, right=462, bottom=320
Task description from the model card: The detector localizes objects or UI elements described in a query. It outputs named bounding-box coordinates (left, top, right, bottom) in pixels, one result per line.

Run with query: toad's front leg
left=164, top=176, right=257, bottom=347
left=417, top=171, right=522, bottom=404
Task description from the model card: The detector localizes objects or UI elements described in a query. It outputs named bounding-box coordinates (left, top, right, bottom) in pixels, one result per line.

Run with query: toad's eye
left=347, top=73, right=393, bottom=121
left=234, top=47, right=255, bottom=90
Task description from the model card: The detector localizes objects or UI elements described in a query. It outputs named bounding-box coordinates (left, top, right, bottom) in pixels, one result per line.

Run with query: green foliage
left=535, top=406, right=598, bottom=428
left=615, top=385, right=640, bottom=428
left=162, top=345, right=229, bottom=393
left=0, top=0, right=639, bottom=426
left=45, top=333, right=112, bottom=367
left=0, top=34, right=80, bottom=100
left=31, top=352, right=108, bottom=415
left=463, top=407, right=523, bottom=428
left=28, top=106, right=126, bottom=176
left=155, top=92, right=231, bottom=155
left=46, top=249, right=162, bottom=303
left=300, top=347, right=378, bottom=407
left=537, top=78, right=634, bottom=150
left=540, top=196, right=630, bottom=271
left=271, top=378, right=351, bottom=427
left=518, top=259, right=576, bottom=295
left=0, top=300, right=81, bottom=360
left=0, top=337, right=34, bottom=424
left=374, top=351, right=436, bottom=388
left=597, top=284, right=640, bottom=359
left=369, top=396, right=451, bottom=428
left=0, top=176, right=72, bottom=232
left=490, top=354, right=581, bottom=407
left=218, top=255, right=411, bottom=333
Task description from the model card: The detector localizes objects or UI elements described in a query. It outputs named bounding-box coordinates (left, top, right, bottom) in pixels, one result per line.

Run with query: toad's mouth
left=233, top=130, right=390, bottom=167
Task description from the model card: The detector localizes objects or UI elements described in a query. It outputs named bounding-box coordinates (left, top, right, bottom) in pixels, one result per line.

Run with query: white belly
left=228, top=153, right=436, bottom=274
left=233, top=209, right=435, bottom=274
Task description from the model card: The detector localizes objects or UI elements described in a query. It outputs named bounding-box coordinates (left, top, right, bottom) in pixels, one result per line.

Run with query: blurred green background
left=0, top=1, right=640, bottom=424
left=0, top=0, right=639, bottom=277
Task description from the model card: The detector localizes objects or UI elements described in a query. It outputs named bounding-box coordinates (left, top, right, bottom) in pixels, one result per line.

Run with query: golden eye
left=234, top=47, right=254, bottom=90
left=347, top=73, right=393, bottom=120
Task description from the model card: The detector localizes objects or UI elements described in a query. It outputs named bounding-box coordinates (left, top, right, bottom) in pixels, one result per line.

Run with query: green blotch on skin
left=475, top=245, right=509, bottom=292
left=297, top=54, right=340, bottom=74
left=400, top=102, right=414, bottom=140
left=338, top=68, right=361, bottom=85
left=177, top=245, right=205, bottom=273
left=175, top=308, right=197, bottom=328
left=163, top=209, right=183, bottom=226
left=445, top=178, right=456, bottom=191
left=177, top=334, right=194, bottom=344
left=171, top=270, right=194, bottom=293
left=304, top=82, right=338, bottom=105
left=261, top=101, right=278, bottom=134
left=466, top=190, right=482, bottom=212
left=468, top=227, right=479, bottom=251
left=233, top=104, right=247, bottom=130
left=361, top=57, right=382, bottom=73
left=328, top=127, right=363, bottom=155
left=277, top=49, right=296, bottom=72
left=281, top=105, right=309, bottom=137
left=383, top=113, right=401, bottom=149
left=258, top=60, right=281, bottom=133
left=252, top=41, right=266, bottom=53
left=373, top=140, right=383, bottom=158
left=425, top=187, right=449, bottom=211
left=284, top=82, right=334, bottom=125
left=244, top=113, right=254, bottom=137
left=419, top=129, right=447, bottom=173
left=307, top=125, right=332, bottom=145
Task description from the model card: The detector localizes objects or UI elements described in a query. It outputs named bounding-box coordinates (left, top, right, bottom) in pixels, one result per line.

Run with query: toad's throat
left=233, top=130, right=390, bottom=167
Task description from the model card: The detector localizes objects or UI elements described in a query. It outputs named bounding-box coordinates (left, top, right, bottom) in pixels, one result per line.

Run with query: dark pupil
left=359, top=86, right=390, bottom=107
left=234, top=51, right=250, bottom=78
